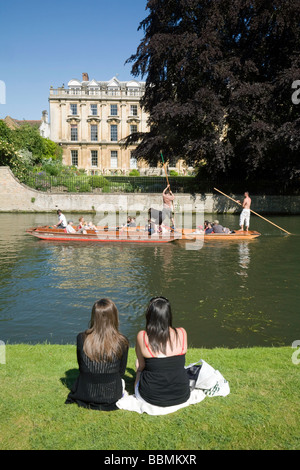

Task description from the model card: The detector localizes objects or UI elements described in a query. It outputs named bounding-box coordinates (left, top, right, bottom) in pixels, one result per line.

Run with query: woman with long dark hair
left=134, top=296, right=190, bottom=409
left=66, top=298, right=129, bottom=411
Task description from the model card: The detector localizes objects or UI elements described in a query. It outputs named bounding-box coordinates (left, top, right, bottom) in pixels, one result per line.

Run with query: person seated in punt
left=212, top=220, right=232, bottom=234
left=120, top=216, right=137, bottom=231
left=54, top=209, right=67, bottom=229
left=65, top=221, right=76, bottom=233
left=212, top=220, right=224, bottom=233
left=205, top=222, right=214, bottom=234
left=78, top=217, right=97, bottom=233
left=128, top=216, right=136, bottom=227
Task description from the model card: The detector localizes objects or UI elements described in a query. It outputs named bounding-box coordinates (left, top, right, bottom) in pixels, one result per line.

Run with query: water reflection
left=237, top=241, right=250, bottom=280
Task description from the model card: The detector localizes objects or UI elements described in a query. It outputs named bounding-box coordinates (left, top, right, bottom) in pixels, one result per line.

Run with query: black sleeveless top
left=66, top=332, right=128, bottom=411
left=138, top=355, right=190, bottom=407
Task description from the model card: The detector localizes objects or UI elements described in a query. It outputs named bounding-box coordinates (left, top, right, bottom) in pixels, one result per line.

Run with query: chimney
left=82, top=73, right=89, bottom=81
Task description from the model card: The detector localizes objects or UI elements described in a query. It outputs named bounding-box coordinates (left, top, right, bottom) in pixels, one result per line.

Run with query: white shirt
left=58, top=213, right=67, bottom=227
left=66, top=224, right=76, bottom=233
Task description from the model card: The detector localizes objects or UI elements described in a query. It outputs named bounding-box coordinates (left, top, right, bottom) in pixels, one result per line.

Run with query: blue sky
left=0, top=0, right=148, bottom=120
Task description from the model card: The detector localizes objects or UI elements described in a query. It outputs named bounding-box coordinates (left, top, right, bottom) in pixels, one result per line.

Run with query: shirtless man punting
left=237, top=192, right=251, bottom=231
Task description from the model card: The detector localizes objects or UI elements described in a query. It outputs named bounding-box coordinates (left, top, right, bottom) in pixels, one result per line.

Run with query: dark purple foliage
left=125, top=0, right=300, bottom=185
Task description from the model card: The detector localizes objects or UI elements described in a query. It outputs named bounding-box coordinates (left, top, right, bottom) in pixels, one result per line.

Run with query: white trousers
left=239, top=209, right=250, bottom=227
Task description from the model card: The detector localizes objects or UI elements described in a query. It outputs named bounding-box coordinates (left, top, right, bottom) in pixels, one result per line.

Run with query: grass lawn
left=0, top=344, right=299, bottom=450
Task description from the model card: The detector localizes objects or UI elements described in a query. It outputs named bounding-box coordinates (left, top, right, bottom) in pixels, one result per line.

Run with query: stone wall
left=0, top=166, right=299, bottom=214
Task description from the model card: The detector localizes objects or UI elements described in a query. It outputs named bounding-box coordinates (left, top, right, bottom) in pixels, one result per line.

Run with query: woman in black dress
left=135, top=297, right=190, bottom=408
left=66, top=298, right=129, bottom=411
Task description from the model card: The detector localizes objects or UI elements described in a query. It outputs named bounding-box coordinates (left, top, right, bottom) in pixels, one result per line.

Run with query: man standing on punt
left=162, top=184, right=175, bottom=228
left=237, top=192, right=251, bottom=232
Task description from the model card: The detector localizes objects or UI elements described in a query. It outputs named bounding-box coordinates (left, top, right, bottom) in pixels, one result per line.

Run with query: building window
left=110, top=151, right=118, bottom=168
left=71, top=125, right=78, bottom=141
left=108, top=87, right=119, bottom=96
left=130, top=151, right=137, bottom=169
left=130, top=104, right=138, bottom=116
left=91, top=150, right=98, bottom=167
left=110, top=124, right=118, bottom=142
left=89, top=88, right=99, bottom=96
left=110, top=104, right=118, bottom=116
left=90, top=104, right=97, bottom=115
left=128, top=88, right=139, bottom=96
left=70, top=104, right=78, bottom=115
left=71, top=150, right=78, bottom=166
left=91, top=125, right=98, bottom=141
left=70, top=88, right=81, bottom=95
left=130, top=124, right=138, bottom=134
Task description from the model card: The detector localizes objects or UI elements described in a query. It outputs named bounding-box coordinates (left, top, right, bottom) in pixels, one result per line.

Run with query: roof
left=1, top=116, right=42, bottom=129
left=67, top=76, right=145, bottom=88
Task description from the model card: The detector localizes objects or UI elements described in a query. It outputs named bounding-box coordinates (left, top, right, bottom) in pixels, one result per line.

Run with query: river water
left=0, top=212, right=299, bottom=348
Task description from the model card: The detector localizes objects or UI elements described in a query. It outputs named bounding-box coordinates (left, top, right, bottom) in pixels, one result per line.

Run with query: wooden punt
left=26, top=225, right=181, bottom=244
left=26, top=225, right=261, bottom=243
left=181, top=229, right=261, bottom=240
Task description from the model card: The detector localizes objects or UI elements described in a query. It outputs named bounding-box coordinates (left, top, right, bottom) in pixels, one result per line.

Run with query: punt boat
left=181, top=229, right=261, bottom=240
left=26, top=225, right=261, bottom=243
left=26, top=225, right=181, bottom=244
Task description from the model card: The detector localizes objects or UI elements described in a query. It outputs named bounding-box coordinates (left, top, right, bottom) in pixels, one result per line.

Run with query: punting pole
left=160, top=150, right=170, bottom=187
left=214, top=187, right=291, bottom=235
left=161, top=150, right=175, bottom=228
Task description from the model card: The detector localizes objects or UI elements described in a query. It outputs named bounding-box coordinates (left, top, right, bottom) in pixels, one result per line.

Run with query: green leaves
left=0, top=119, right=62, bottom=180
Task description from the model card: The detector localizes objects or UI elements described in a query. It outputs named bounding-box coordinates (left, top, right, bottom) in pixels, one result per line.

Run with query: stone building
left=49, top=73, right=188, bottom=175
left=49, top=73, right=152, bottom=174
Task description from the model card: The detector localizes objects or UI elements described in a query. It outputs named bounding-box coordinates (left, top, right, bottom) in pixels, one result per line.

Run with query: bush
left=64, top=179, right=78, bottom=192
left=129, top=169, right=140, bottom=176
left=88, top=175, right=109, bottom=189
left=41, top=161, right=61, bottom=176
left=0, top=139, right=17, bottom=166
left=42, top=139, right=63, bottom=161
left=78, top=182, right=91, bottom=192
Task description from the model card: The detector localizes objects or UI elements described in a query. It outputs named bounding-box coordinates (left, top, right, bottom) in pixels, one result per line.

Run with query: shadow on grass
left=60, top=369, right=79, bottom=390
left=124, top=367, right=135, bottom=395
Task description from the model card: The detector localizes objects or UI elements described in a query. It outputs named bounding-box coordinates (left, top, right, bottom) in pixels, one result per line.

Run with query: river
left=0, top=212, right=299, bottom=348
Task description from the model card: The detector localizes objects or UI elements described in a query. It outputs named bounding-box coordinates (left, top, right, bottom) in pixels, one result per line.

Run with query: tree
left=13, top=123, right=47, bottom=162
left=126, top=0, right=300, bottom=186
left=0, top=120, right=63, bottom=180
left=0, top=120, right=62, bottom=165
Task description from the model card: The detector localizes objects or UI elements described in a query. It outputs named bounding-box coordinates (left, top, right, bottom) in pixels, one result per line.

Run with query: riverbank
left=1, top=344, right=298, bottom=450
left=1, top=166, right=300, bottom=214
